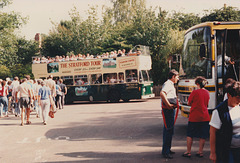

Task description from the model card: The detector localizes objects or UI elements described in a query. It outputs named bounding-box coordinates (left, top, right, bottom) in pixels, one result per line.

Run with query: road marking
left=36, top=136, right=46, bottom=143
left=55, top=136, right=70, bottom=140
left=34, top=149, right=47, bottom=162
left=17, top=138, right=30, bottom=144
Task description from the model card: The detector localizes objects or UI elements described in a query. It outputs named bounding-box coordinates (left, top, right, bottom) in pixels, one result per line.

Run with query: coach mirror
left=199, top=43, right=206, bottom=58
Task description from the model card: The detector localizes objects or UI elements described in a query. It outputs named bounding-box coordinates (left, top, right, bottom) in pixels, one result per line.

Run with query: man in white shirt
left=16, top=78, right=32, bottom=126
left=160, top=69, right=179, bottom=159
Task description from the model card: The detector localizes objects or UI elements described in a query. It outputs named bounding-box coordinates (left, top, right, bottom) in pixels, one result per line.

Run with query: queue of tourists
left=0, top=75, right=67, bottom=126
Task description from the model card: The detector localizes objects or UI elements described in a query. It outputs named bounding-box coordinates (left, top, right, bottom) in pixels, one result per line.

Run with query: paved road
left=0, top=98, right=212, bottom=163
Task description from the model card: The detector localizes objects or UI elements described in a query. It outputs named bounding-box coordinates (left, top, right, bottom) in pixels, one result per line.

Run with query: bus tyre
left=108, top=90, right=120, bottom=103
left=122, top=99, right=129, bottom=102
left=65, top=98, right=73, bottom=104
left=89, top=95, right=94, bottom=102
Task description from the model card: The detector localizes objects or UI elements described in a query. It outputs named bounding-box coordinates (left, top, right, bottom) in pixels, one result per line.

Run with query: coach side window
left=126, top=69, right=138, bottom=82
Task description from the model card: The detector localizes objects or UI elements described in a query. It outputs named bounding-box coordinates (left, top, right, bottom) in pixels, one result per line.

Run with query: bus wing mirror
left=199, top=44, right=206, bottom=58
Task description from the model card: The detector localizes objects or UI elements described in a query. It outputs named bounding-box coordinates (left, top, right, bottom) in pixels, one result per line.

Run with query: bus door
left=216, top=29, right=240, bottom=104
left=223, top=29, right=240, bottom=82
left=215, top=29, right=227, bottom=104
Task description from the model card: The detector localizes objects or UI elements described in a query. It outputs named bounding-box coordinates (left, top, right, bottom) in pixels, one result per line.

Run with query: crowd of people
left=0, top=75, right=67, bottom=126
left=160, top=69, right=240, bottom=163
left=32, top=49, right=142, bottom=64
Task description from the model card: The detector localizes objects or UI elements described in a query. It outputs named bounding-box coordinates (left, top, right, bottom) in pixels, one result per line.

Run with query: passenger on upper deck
left=32, top=47, right=145, bottom=64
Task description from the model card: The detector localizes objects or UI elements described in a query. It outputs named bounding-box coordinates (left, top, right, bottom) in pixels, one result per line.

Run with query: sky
left=2, top=0, right=240, bottom=40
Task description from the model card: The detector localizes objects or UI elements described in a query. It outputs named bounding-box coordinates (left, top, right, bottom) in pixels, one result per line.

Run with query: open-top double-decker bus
left=178, top=22, right=240, bottom=117
left=32, top=45, right=155, bottom=103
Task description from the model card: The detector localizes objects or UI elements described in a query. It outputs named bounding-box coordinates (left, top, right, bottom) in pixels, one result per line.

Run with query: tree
left=121, top=7, right=170, bottom=84
left=41, top=6, right=104, bottom=56
left=41, top=2, right=172, bottom=84
left=110, top=0, right=146, bottom=23
left=0, top=0, right=32, bottom=78
left=201, top=4, right=240, bottom=22
left=168, top=12, right=201, bottom=31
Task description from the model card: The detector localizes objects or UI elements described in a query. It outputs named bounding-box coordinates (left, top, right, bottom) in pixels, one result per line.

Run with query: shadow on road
left=67, top=99, right=150, bottom=105
left=43, top=151, right=211, bottom=163
left=44, top=107, right=211, bottom=163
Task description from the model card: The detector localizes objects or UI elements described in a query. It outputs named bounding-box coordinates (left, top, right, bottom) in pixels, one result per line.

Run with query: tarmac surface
left=0, top=98, right=212, bottom=163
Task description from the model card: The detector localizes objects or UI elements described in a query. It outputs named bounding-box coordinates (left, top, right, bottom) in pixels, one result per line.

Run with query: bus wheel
left=89, top=95, right=94, bottom=102
left=65, top=98, right=73, bottom=104
left=122, top=99, right=129, bottom=102
left=108, top=90, right=120, bottom=103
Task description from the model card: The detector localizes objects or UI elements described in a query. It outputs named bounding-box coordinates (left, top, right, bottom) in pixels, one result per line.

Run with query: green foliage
left=169, top=12, right=201, bottom=31
left=10, top=63, right=32, bottom=79
left=41, top=6, right=104, bottom=56
left=0, top=11, right=27, bottom=67
left=110, top=0, right=146, bottom=23
left=0, top=64, right=10, bottom=79
left=165, top=29, right=185, bottom=55
left=201, top=5, right=240, bottom=22
left=0, top=0, right=11, bottom=8
left=0, top=0, right=33, bottom=79
left=16, top=38, right=39, bottom=64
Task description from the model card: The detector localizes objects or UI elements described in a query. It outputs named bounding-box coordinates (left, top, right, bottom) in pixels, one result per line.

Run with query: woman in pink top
left=182, top=76, right=210, bottom=158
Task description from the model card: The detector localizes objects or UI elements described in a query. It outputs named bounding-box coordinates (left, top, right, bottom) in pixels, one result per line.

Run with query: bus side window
left=126, top=69, right=138, bottom=82
left=118, top=72, right=124, bottom=83
left=139, top=71, right=143, bottom=82
left=103, top=73, right=117, bottom=83
left=141, top=70, right=148, bottom=82
left=40, top=77, right=46, bottom=80
left=53, top=76, right=60, bottom=84
left=90, top=74, right=102, bottom=84
left=147, top=70, right=153, bottom=81
left=62, top=76, right=73, bottom=85
left=75, top=75, right=88, bottom=85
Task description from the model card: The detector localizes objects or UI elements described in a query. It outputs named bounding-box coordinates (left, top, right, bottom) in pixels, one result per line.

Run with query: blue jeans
left=0, top=96, right=8, bottom=115
left=14, top=101, right=21, bottom=116
left=162, top=108, right=175, bottom=155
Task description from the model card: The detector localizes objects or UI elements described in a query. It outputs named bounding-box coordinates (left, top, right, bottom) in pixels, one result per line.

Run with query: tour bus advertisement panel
left=32, top=56, right=140, bottom=78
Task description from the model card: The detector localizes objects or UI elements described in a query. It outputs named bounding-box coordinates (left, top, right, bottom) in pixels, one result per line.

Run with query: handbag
left=162, top=98, right=177, bottom=109
left=161, top=97, right=179, bottom=129
left=49, top=111, right=54, bottom=118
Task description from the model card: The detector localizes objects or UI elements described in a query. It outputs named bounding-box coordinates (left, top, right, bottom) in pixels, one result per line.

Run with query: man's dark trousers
left=162, top=108, right=175, bottom=155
